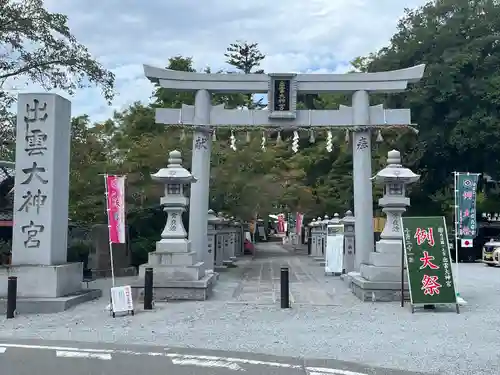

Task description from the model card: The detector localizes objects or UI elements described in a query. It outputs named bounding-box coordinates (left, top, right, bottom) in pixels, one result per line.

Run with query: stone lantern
left=207, top=209, right=221, bottom=272
left=372, top=150, right=420, bottom=242
left=329, top=213, right=341, bottom=224
left=136, top=150, right=216, bottom=301
left=349, top=149, right=420, bottom=302
left=309, top=219, right=317, bottom=257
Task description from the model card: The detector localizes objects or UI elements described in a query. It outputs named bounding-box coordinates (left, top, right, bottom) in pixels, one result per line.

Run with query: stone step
left=138, top=262, right=204, bottom=281
left=132, top=272, right=217, bottom=301
left=359, top=264, right=406, bottom=283
left=369, top=251, right=400, bottom=267
left=148, top=251, right=197, bottom=266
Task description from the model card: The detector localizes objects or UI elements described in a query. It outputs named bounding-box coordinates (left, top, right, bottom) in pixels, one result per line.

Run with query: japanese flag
left=461, top=239, right=473, bottom=248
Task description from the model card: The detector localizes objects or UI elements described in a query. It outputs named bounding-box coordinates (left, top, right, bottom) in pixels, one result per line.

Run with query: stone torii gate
left=143, top=64, right=425, bottom=272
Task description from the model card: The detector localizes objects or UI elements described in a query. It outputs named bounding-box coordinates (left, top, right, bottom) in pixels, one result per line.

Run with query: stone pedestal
left=349, top=150, right=419, bottom=302
left=136, top=238, right=216, bottom=301
left=133, top=150, right=216, bottom=301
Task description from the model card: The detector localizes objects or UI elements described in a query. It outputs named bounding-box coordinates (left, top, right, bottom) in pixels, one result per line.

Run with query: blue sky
left=10, top=0, right=429, bottom=122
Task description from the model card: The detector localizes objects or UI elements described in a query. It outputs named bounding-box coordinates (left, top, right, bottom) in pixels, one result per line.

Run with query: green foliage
left=0, top=0, right=115, bottom=102
left=359, top=0, right=500, bottom=214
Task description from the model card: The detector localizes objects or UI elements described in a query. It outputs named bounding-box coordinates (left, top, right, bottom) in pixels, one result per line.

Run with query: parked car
left=482, top=239, right=500, bottom=267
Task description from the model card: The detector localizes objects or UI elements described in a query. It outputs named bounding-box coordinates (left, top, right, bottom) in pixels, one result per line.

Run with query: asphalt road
left=0, top=339, right=432, bottom=375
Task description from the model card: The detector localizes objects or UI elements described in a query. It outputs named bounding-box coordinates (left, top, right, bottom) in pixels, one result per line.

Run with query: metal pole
left=103, top=174, right=116, bottom=288
left=6, top=276, right=17, bottom=319
left=280, top=267, right=290, bottom=308
left=144, top=267, right=153, bottom=310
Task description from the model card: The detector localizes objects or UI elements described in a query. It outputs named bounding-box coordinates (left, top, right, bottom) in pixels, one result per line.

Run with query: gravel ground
left=0, top=250, right=498, bottom=375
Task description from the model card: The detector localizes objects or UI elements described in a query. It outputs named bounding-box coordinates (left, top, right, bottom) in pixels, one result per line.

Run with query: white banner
left=325, top=224, right=344, bottom=274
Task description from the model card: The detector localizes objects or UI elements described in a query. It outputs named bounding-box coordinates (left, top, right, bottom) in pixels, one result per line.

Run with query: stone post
left=309, top=219, right=316, bottom=256
left=341, top=210, right=356, bottom=275
left=189, top=90, right=212, bottom=268
left=315, top=217, right=322, bottom=257
left=307, top=219, right=315, bottom=256
left=219, top=214, right=234, bottom=267
left=229, top=217, right=237, bottom=261
left=233, top=219, right=243, bottom=256
left=352, top=90, right=375, bottom=271
left=207, top=209, right=220, bottom=272
left=317, top=215, right=329, bottom=261
left=214, top=222, right=225, bottom=271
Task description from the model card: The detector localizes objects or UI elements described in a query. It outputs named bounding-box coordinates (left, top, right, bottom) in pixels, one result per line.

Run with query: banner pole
left=453, top=172, right=460, bottom=298
left=104, top=174, right=116, bottom=288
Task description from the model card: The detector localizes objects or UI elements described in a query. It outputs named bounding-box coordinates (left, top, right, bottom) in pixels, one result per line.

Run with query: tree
left=68, top=115, right=113, bottom=224
left=0, top=0, right=114, bottom=98
left=0, top=0, right=115, bottom=149
left=224, top=41, right=265, bottom=74
left=356, top=0, right=500, bottom=215
left=224, top=41, right=266, bottom=109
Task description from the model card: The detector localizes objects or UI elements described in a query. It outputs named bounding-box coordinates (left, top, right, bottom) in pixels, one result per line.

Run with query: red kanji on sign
left=462, top=209, right=470, bottom=217
left=414, top=228, right=435, bottom=246
left=421, top=275, right=442, bottom=296
left=462, top=191, right=473, bottom=199
left=419, top=251, right=440, bottom=270
left=461, top=226, right=471, bottom=236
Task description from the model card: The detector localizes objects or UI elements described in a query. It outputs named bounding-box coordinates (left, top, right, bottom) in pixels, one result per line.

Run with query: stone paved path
left=214, top=242, right=349, bottom=305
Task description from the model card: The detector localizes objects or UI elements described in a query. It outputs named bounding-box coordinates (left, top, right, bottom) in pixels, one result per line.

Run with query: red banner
left=295, top=212, right=304, bottom=235
left=105, top=175, right=126, bottom=244
left=277, top=214, right=285, bottom=233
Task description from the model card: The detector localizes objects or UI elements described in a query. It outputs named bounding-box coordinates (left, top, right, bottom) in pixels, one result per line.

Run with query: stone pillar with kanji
left=0, top=93, right=101, bottom=313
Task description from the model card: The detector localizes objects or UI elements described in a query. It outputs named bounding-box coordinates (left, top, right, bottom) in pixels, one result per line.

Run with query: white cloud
left=23, top=0, right=429, bottom=122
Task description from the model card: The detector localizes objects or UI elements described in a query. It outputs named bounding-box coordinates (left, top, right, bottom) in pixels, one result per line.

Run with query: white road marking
left=306, top=367, right=368, bottom=375
left=0, top=342, right=367, bottom=374
left=171, top=358, right=243, bottom=371
left=0, top=343, right=166, bottom=357
left=167, top=353, right=301, bottom=369
left=56, top=350, right=112, bottom=360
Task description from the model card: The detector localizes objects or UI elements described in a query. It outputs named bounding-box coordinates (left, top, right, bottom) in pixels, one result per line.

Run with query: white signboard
left=325, top=224, right=344, bottom=275
left=110, top=285, right=134, bottom=314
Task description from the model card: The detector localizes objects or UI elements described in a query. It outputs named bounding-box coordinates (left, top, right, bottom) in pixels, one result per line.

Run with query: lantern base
left=132, top=272, right=217, bottom=301
left=346, top=272, right=409, bottom=302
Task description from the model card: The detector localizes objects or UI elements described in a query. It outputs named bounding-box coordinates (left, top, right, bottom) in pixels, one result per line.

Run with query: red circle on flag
left=464, top=240, right=470, bottom=245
